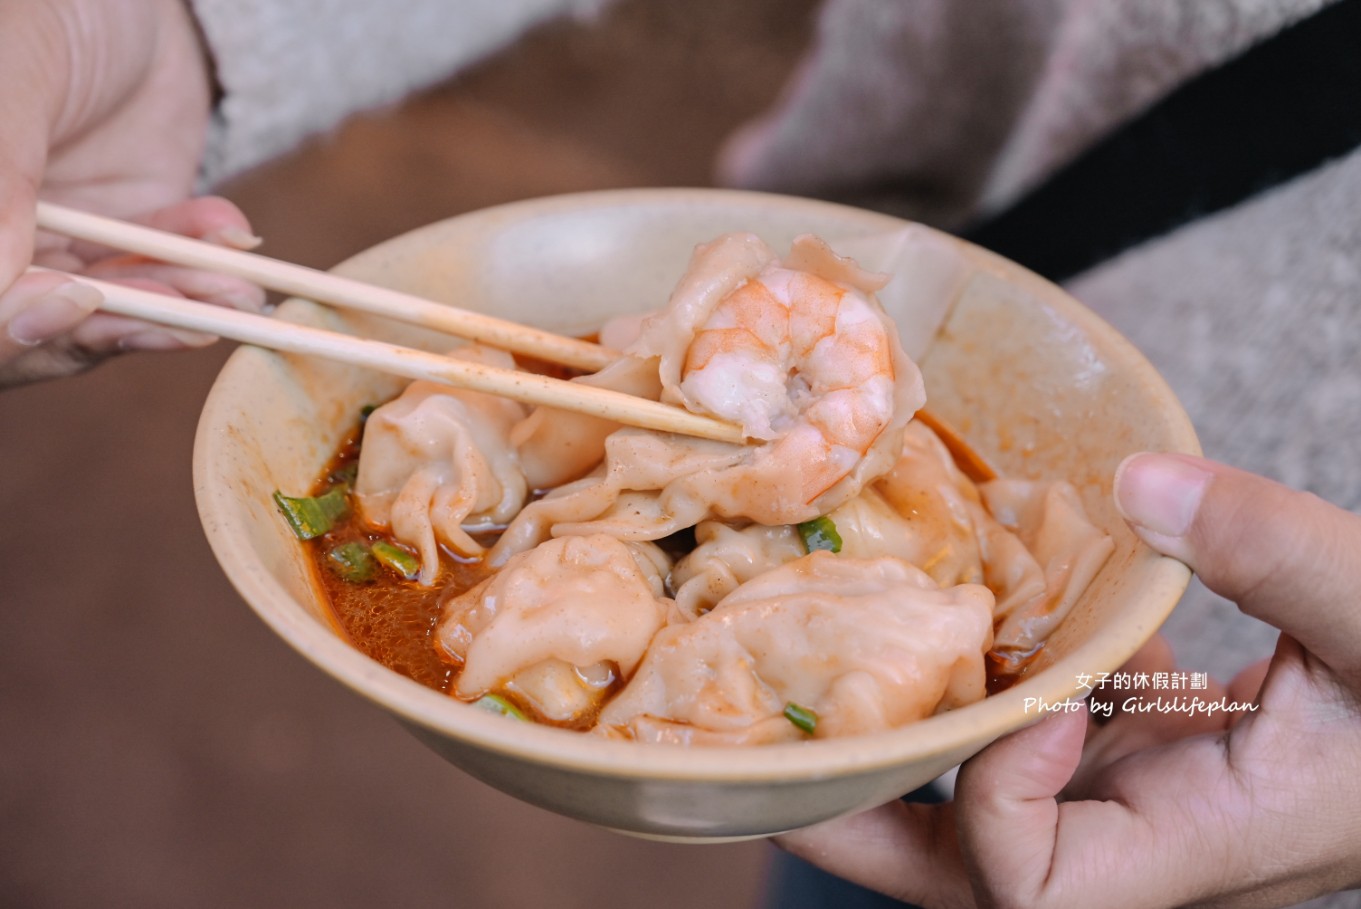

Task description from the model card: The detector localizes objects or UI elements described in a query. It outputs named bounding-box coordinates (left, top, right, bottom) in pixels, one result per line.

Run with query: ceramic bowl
left=194, top=188, right=1197, bottom=842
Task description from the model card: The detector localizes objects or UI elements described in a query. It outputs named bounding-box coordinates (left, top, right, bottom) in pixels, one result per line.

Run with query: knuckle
left=1191, top=472, right=1345, bottom=606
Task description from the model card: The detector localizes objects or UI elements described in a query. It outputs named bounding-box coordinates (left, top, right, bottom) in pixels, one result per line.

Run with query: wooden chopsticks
left=31, top=268, right=745, bottom=444
left=33, top=202, right=745, bottom=443
left=35, top=202, right=616, bottom=372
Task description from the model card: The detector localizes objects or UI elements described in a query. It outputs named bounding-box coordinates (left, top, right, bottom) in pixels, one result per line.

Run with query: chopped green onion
left=797, top=516, right=842, bottom=554
left=273, top=487, right=349, bottom=540
left=372, top=540, right=420, bottom=580
left=783, top=702, right=818, bottom=735
left=359, top=404, right=378, bottom=423
left=473, top=694, right=528, bottom=721
left=326, top=541, right=375, bottom=583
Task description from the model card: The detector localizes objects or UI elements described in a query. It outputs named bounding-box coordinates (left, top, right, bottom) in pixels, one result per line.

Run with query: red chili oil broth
left=299, top=396, right=1029, bottom=722
left=301, top=428, right=479, bottom=694
left=304, top=350, right=587, bottom=695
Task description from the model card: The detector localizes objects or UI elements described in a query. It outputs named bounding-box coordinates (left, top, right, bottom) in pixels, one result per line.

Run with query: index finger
left=776, top=799, right=971, bottom=909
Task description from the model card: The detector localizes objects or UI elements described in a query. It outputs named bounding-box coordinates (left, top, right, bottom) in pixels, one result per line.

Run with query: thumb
left=1115, top=452, right=1361, bottom=682
left=0, top=4, right=56, bottom=294
left=0, top=36, right=51, bottom=295
left=0, top=158, right=38, bottom=293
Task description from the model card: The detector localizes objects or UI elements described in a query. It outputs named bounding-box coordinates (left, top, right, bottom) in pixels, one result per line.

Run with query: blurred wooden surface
left=0, top=3, right=817, bottom=906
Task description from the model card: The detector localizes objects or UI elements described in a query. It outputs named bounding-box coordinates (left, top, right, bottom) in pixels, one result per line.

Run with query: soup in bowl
left=194, top=188, right=1196, bottom=841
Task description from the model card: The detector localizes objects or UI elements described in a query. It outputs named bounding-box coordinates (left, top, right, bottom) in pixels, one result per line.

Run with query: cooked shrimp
left=490, top=233, right=927, bottom=559
left=674, top=234, right=918, bottom=506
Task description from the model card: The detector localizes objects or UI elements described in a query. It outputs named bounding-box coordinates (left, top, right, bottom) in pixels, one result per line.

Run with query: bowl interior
left=194, top=188, right=1197, bottom=838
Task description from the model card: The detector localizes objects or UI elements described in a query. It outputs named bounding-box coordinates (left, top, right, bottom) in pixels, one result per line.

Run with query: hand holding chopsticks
left=36, top=202, right=616, bottom=372
left=32, top=203, right=746, bottom=444
left=30, top=268, right=745, bottom=444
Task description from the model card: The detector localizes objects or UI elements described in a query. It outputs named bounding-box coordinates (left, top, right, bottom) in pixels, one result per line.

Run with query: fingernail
left=208, top=226, right=263, bottom=250
left=224, top=288, right=267, bottom=313
left=7, top=283, right=103, bottom=345
left=1114, top=453, right=1211, bottom=539
left=117, top=328, right=218, bottom=351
